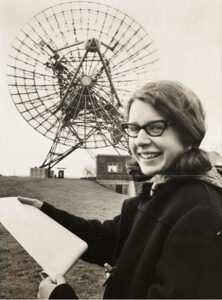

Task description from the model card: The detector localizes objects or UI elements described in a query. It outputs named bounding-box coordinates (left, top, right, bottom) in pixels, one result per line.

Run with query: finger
left=39, top=271, right=49, bottom=280
left=44, top=276, right=54, bottom=284
left=40, top=276, right=54, bottom=287
left=54, top=273, right=66, bottom=284
left=18, top=196, right=35, bottom=204
left=17, top=196, right=43, bottom=209
left=104, top=263, right=112, bottom=272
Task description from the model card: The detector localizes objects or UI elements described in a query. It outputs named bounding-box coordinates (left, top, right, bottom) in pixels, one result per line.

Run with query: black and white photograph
left=0, top=0, right=222, bottom=298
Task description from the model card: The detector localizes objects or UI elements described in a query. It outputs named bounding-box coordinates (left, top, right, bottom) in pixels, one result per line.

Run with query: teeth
left=139, top=153, right=160, bottom=159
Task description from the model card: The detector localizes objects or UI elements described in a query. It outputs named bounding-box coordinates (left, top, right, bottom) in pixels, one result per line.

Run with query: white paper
left=0, top=197, right=88, bottom=281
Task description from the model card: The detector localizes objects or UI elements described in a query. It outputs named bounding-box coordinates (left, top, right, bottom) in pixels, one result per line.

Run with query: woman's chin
left=140, top=167, right=159, bottom=178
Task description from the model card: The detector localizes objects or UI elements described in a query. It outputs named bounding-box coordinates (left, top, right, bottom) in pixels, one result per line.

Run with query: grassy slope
left=0, top=176, right=126, bottom=299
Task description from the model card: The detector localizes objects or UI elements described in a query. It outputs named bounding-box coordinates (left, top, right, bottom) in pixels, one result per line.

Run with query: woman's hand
left=17, top=196, right=43, bottom=209
left=37, top=274, right=66, bottom=299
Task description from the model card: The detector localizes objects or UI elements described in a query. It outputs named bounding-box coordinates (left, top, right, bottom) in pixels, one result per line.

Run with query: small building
left=30, top=167, right=54, bottom=178
left=57, top=168, right=66, bottom=178
left=96, top=154, right=135, bottom=196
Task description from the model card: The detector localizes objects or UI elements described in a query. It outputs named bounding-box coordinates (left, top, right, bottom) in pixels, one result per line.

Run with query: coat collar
left=137, top=171, right=222, bottom=224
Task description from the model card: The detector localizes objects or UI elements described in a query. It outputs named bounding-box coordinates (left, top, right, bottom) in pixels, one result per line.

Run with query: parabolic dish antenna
left=7, top=1, right=160, bottom=168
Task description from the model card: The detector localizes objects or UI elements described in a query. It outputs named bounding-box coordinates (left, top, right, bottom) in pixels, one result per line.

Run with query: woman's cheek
left=128, top=138, right=137, bottom=159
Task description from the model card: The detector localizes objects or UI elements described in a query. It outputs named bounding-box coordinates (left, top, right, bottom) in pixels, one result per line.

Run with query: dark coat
left=41, top=178, right=222, bottom=298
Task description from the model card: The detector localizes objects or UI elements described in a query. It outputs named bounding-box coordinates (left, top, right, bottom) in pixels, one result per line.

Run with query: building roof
left=96, top=154, right=131, bottom=158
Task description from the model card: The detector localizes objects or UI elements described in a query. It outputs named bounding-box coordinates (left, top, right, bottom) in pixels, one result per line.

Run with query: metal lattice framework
left=7, top=1, right=160, bottom=168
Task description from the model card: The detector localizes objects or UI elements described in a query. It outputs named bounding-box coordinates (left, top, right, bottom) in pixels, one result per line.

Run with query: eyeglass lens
left=124, top=121, right=169, bottom=137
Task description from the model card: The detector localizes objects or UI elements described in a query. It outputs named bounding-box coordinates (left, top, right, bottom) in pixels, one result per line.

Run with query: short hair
left=126, top=80, right=212, bottom=176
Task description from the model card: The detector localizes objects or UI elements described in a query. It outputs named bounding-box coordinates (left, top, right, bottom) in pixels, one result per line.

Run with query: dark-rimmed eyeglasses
left=121, top=120, right=173, bottom=138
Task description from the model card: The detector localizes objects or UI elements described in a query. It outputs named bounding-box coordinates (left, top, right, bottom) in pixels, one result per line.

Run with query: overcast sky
left=0, top=0, right=221, bottom=177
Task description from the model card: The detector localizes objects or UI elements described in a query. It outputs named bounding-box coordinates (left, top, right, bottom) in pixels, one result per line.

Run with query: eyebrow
left=127, top=119, right=167, bottom=125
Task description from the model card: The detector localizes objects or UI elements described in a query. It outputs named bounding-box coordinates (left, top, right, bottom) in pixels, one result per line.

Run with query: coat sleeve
left=147, top=205, right=222, bottom=298
left=41, top=202, right=120, bottom=266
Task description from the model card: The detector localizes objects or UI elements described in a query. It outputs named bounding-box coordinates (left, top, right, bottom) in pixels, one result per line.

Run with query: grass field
left=0, top=176, right=126, bottom=299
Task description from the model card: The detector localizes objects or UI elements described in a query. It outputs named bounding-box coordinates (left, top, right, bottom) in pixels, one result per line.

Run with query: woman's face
left=128, top=99, right=187, bottom=177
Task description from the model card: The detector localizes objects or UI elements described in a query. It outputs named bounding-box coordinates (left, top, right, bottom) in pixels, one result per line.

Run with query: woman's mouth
left=138, top=152, right=161, bottom=160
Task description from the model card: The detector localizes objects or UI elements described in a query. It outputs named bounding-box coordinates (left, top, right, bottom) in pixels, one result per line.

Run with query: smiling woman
left=16, top=80, right=222, bottom=299
left=125, top=80, right=212, bottom=178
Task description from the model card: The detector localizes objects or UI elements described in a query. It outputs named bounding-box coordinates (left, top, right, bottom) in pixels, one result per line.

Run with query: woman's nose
left=136, top=128, right=152, bottom=146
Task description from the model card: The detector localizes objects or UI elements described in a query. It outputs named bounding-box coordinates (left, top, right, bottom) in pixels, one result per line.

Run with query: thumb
left=17, top=196, right=43, bottom=209
left=54, top=273, right=66, bottom=284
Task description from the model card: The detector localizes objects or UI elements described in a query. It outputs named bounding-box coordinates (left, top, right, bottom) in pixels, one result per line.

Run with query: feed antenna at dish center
left=7, top=1, right=160, bottom=169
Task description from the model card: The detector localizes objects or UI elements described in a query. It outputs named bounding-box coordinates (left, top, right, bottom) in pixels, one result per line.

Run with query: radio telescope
left=7, top=1, right=160, bottom=169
